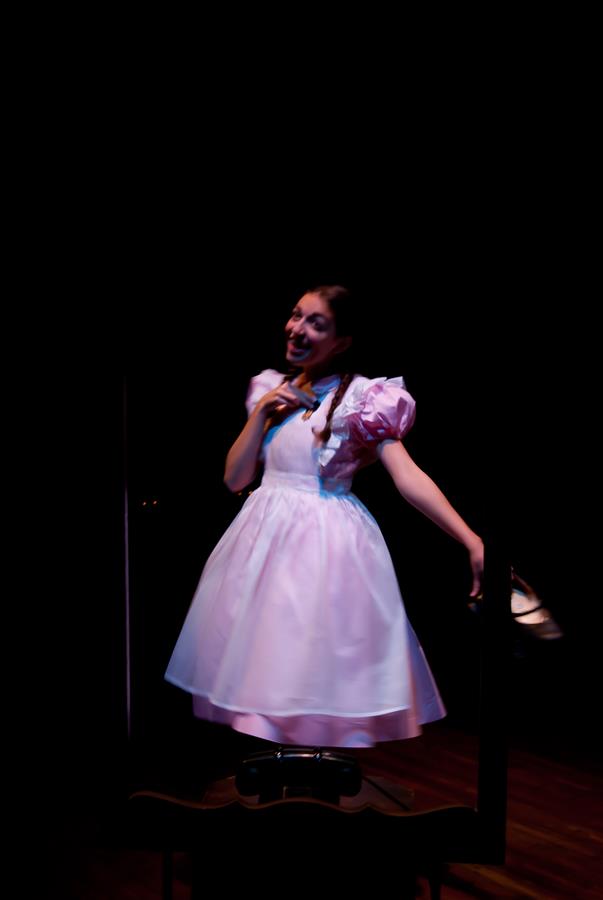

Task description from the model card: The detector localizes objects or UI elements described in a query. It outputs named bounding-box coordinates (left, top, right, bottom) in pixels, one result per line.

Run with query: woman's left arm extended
left=378, top=439, right=484, bottom=596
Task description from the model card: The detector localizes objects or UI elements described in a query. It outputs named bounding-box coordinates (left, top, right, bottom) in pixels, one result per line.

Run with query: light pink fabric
left=165, top=370, right=446, bottom=747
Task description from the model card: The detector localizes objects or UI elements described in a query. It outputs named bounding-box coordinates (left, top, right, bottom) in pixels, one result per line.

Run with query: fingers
left=469, top=575, right=483, bottom=598
left=288, top=383, right=317, bottom=408
left=272, top=392, right=302, bottom=414
left=273, top=384, right=316, bottom=411
left=263, top=381, right=318, bottom=416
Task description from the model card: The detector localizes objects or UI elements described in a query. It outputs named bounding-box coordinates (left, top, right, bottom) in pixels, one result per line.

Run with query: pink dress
left=164, top=370, right=446, bottom=747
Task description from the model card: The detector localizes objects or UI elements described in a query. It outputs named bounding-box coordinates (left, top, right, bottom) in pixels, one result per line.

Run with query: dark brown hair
left=284, top=284, right=358, bottom=444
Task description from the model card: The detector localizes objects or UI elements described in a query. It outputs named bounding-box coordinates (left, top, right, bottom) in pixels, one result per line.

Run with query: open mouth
left=287, top=341, right=311, bottom=358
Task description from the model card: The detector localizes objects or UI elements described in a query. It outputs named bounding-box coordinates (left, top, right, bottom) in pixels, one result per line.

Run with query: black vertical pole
left=476, top=466, right=511, bottom=861
left=123, top=375, right=133, bottom=741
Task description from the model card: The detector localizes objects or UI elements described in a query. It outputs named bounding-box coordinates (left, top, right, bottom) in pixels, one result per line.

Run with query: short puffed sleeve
left=244, top=369, right=286, bottom=417
left=339, top=375, right=416, bottom=445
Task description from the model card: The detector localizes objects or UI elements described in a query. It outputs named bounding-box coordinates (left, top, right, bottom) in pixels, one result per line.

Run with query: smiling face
left=284, top=292, right=351, bottom=376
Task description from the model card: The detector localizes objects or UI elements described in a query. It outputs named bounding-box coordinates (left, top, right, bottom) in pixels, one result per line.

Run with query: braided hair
left=314, top=371, right=354, bottom=443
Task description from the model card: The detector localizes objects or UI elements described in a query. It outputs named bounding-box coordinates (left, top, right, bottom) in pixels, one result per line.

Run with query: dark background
left=33, top=239, right=596, bottom=819
left=13, top=34, right=598, bottom=900
left=21, top=103, right=595, bottom=832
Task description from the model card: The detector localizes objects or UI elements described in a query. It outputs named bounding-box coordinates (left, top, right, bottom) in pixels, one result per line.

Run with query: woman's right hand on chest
left=257, top=382, right=316, bottom=415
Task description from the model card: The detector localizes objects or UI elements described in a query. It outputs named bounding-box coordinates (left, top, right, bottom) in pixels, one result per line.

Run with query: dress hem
left=165, top=674, right=435, bottom=720
left=166, top=676, right=446, bottom=748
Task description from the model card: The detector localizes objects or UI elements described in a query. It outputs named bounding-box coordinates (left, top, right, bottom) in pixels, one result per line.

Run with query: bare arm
left=223, top=405, right=270, bottom=493
left=224, top=381, right=316, bottom=493
left=377, top=439, right=484, bottom=596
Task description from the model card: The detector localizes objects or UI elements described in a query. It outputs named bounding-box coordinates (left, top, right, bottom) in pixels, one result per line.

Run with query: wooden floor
left=43, top=721, right=602, bottom=899
left=357, top=726, right=603, bottom=898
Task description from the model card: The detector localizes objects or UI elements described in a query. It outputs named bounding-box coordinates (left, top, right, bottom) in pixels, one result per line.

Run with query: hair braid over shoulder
left=315, top=372, right=353, bottom=443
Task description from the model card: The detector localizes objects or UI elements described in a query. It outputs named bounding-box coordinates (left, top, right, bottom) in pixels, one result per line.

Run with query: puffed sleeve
left=244, top=369, right=285, bottom=417
left=346, top=376, right=416, bottom=444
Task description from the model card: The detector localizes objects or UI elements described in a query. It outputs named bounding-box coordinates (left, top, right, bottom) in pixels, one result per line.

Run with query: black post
left=476, top=539, right=511, bottom=862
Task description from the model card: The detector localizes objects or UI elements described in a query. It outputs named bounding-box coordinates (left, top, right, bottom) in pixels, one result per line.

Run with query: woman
left=165, top=285, right=484, bottom=747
